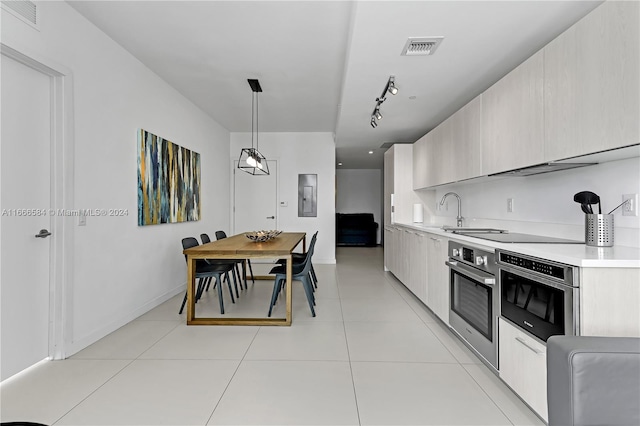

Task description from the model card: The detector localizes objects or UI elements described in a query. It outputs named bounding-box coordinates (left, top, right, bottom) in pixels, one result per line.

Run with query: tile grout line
left=336, top=255, right=363, bottom=426
left=459, top=363, right=519, bottom=426
left=52, top=319, right=182, bottom=425
left=204, top=325, right=261, bottom=426
left=50, top=358, right=135, bottom=425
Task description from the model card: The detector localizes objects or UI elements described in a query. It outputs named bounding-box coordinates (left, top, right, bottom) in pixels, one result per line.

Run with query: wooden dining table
left=183, top=232, right=306, bottom=325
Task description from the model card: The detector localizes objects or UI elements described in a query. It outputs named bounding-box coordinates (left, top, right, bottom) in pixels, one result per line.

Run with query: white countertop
left=389, top=222, right=640, bottom=268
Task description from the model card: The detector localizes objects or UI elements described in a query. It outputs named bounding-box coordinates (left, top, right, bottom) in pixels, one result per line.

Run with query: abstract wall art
left=137, top=129, right=201, bottom=226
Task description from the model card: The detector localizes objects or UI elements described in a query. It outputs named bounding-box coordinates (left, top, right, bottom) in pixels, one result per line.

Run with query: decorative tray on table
left=245, top=230, right=282, bottom=242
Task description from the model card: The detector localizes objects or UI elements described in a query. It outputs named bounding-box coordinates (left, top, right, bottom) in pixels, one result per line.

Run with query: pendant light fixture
left=238, top=79, right=269, bottom=175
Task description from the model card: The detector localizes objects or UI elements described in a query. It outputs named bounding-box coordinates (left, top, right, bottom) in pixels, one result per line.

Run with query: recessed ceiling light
left=409, top=96, right=417, bottom=100
left=368, top=150, right=374, bottom=154
left=338, top=162, right=343, bottom=166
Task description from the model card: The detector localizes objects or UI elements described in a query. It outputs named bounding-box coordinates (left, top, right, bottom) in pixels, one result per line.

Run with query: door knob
left=266, top=216, right=275, bottom=219
left=35, top=229, right=52, bottom=238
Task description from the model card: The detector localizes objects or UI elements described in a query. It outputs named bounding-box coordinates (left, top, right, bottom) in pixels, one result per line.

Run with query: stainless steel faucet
left=440, top=192, right=464, bottom=227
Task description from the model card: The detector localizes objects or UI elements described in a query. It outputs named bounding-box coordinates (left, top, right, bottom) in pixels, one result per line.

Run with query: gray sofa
left=547, top=335, right=640, bottom=426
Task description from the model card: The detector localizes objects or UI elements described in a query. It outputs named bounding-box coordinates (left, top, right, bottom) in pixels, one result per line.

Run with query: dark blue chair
left=215, top=230, right=255, bottom=285
left=179, top=237, right=236, bottom=315
left=276, top=231, right=318, bottom=289
left=200, top=233, right=243, bottom=295
left=267, top=235, right=317, bottom=317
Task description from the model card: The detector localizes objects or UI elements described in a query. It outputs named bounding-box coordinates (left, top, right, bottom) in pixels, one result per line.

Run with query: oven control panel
left=497, top=250, right=576, bottom=286
left=449, top=241, right=496, bottom=275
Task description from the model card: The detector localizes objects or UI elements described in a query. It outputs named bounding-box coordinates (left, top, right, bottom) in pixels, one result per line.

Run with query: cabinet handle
left=515, top=337, right=544, bottom=355
left=430, top=237, right=440, bottom=241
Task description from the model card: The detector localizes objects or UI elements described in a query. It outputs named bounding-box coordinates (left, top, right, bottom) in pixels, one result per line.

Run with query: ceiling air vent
left=401, top=37, right=443, bottom=56
left=2, top=0, right=37, bottom=26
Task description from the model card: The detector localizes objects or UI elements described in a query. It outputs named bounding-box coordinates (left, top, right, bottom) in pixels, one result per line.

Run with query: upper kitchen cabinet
left=544, top=1, right=639, bottom=161
left=451, top=95, right=482, bottom=181
left=413, top=133, right=429, bottom=190
left=413, top=95, right=482, bottom=189
left=427, top=115, right=455, bottom=187
left=481, top=50, right=545, bottom=175
left=384, top=144, right=420, bottom=225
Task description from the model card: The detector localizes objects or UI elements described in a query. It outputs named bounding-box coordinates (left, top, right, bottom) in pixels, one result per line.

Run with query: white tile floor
left=0, top=247, right=544, bottom=426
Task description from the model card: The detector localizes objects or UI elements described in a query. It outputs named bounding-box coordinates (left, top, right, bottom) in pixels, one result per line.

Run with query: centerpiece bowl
left=245, top=230, right=282, bottom=242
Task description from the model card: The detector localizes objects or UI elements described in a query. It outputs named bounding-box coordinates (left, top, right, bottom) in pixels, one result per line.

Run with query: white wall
left=425, top=157, right=640, bottom=247
left=230, top=132, right=336, bottom=263
left=336, top=169, right=382, bottom=244
left=2, top=2, right=231, bottom=354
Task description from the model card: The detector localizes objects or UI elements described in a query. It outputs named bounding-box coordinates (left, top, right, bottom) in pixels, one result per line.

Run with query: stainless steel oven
left=446, top=241, right=498, bottom=370
left=498, top=250, right=579, bottom=342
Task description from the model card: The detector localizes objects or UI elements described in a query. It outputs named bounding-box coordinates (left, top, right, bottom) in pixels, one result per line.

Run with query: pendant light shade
left=238, top=79, right=269, bottom=175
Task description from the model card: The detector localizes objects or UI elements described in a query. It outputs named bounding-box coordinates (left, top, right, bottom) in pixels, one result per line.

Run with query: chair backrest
left=308, top=231, right=318, bottom=253
left=215, top=230, right=227, bottom=240
left=182, top=237, right=199, bottom=264
left=294, top=235, right=317, bottom=277
left=200, top=233, right=211, bottom=244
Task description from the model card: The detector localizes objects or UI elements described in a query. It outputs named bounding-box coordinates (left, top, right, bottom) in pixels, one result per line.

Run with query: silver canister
left=585, top=214, right=614, bottom=247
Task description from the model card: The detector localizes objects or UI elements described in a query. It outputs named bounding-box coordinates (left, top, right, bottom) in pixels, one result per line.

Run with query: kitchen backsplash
left=420, top=156, right=640, bottom=248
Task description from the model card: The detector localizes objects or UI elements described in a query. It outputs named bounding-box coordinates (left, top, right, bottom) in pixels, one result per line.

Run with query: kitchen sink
left=441, top=226, right=508, bottom=234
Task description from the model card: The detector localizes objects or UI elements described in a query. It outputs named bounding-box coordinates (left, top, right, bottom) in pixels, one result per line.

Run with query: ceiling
left=68, top=0, right=602, bottom=169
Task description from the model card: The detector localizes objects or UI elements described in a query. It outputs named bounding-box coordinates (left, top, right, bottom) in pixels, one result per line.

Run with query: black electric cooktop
left=468, top=232, right=584, bottom=244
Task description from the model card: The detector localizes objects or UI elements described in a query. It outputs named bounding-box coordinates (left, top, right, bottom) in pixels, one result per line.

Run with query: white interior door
left=1, top=54, right=53, bottom=381
left=233, top=160, right=277, bottom=234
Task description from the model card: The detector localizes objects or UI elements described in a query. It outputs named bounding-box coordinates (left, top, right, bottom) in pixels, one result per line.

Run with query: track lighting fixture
left=369, top=75, right=397, bottom=129
left=388, top=79, right=398, bottom=95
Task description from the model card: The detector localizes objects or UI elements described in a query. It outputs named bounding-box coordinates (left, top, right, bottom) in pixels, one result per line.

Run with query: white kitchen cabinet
left=413, top=95, right=482, bottom=189
left=412, top=134, right=429, bottom=190
left=499, top=318, right=548, bottom=422
left=383, top=148, right=395, bottom=227
left=389, top=226, right=400, bottom=277
left=451, top=95, right=482, bottom=182
left=481, top=50, right=544, bottom=175
left=383, top=226, right=393, bottom=272
left=408, top=230, right=428, bottom=303
left=427, top=116, right=455, bottom=187
left=398, top=228, right=412, bottom=285
left=544, top=1, right=639, bottom=161
left=426, top=233, right=449, bottom=324
left=384, top=145, right=421, bottom=225
left=580, top=268, right=640, bottom=337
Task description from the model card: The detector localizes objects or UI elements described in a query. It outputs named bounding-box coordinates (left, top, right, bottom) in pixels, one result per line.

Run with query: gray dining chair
left=179, top=237, right=236, bottom=315
left=215, top=230, right=255, bottom=285
left=276, top=231, right=318, bottom=289
left=267, top=235, right=317, bottom=317
left=200, top=233, right=243, bottom=295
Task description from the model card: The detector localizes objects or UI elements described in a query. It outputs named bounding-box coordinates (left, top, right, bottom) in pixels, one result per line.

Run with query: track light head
left=375, top=109, right=382, bottom=120
left=370, top=118, right=377, bottom=128
left=388, top=82, right=398, bottom=95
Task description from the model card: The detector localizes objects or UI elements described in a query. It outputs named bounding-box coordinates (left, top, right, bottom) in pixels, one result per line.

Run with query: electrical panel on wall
left=298, top=174, right=317, bottom=217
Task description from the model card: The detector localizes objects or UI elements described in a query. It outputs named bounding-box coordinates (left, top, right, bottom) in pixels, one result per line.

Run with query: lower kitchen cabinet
left=409, top=230, right=428, bottom=303
left=498, top=318, right=548, bottom=422
left=384, top=226, right=393, bottom=271
left=426, top=233, right=449, bottom=324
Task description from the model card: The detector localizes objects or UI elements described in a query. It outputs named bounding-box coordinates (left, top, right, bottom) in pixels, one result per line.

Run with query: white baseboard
left=65, top=284, right=184, bottom=357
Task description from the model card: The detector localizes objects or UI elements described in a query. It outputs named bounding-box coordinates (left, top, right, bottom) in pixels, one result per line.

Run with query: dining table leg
left=186, top=256, right=196, bottom=324
left=285, top=253, right=292, bottom=325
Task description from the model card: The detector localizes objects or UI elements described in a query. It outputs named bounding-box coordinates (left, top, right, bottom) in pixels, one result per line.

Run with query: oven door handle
left=445, top=260, right=496, bottom=286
